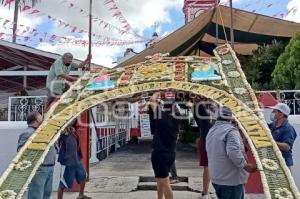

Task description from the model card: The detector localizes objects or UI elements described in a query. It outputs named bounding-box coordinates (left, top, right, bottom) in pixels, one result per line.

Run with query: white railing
left=8, top=96, right=47, bottom=121
left=89, top=107, right=131, bottom=163
left=89, top=120, right=130, bottom=163
left=94, top=123, right=128, bottom=161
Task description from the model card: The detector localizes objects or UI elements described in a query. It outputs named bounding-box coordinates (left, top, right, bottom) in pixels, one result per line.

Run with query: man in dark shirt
left=57, top=126, right=91, bottom=199
left=18, top=111, right=57, bottom=199
left=150, top=92, right=179, bottom=199
left=147, top=104, right=156, bottom=135
left=193, top=98, right=216, bottom=199
left=269, top=103, right=297, bottom=169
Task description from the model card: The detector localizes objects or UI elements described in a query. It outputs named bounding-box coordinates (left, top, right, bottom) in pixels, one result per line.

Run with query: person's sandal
left=77, top=195, right=92, bottom=199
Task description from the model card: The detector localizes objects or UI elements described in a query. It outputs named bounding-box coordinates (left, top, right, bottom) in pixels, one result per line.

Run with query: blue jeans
left=213, top=184, right=244, bottom=199
left=28, top=166, right=54, bottom=199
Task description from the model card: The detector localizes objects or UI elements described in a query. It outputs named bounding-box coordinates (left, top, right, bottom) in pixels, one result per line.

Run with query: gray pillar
left=23, top=66, right=27, bottom=89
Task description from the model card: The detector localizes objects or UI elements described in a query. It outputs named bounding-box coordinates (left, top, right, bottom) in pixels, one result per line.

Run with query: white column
left=89, top=107, right=99, bottom=163
left=8, top=97, right=12, bottom=121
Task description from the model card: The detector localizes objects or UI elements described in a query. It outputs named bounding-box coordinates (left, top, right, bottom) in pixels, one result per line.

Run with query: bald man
left=46, top=53, right=91, bottom=108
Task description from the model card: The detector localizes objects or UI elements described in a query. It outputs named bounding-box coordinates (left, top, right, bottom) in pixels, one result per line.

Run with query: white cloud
left=37, top=41, right=123, bottom=68
left=0, top=4, right=43, bottom=41
left=219, top=0, right=242, bottom=5
left=1, top=0, right=183, bottom=67
left=285, top=0, right=300, bottom=23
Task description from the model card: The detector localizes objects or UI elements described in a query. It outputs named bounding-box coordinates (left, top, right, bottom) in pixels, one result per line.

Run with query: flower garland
left=218, top=48, right=229, bottom=55
left=174, top=62, right=185, bottom=81
left=262, top=159, right=279, bottom=171
left=234, top=88, right=247, bottom=95
left=83, top=75, right=93, bottom=81
left=219, top=44, right=300, bottom=198
left=222, top=60, right=232, bottom=65
left=212, top=81, right=224, bottom=86
left=80, top=91, right=95, bottom=99
left=116, top=67, right=125, bottom=72
left=14, top=160, right=32, bottom=171
left=0, top=190, right=17, bottom=199
left=224, top=44, right=299, bottom=197
left=73, top=85, right=83, bottom=91
left=185, top=57, right=194, bottom=62
left=61, top=98, right=73, bottom=104
left=227, top=45, right=265, bottom=120
left=274, top=188, right=293, bottom=199
left=228, top=71, right=240, bottom=78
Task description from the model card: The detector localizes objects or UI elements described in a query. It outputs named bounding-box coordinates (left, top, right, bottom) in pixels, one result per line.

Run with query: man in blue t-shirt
left=269, top=103, right=297, bottom=169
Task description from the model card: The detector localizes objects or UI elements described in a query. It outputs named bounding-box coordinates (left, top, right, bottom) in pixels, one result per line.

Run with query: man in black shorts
left=150, top=92, right=179, bottom=199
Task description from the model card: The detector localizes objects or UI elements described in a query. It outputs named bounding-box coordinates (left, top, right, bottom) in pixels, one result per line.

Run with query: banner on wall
left=139, top=114, right=151, bottom=137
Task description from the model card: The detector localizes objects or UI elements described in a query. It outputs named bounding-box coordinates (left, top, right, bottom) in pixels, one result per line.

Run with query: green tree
left=272, top=31, right=300, bottom=89
left=240, top=40, right=287, bottom=90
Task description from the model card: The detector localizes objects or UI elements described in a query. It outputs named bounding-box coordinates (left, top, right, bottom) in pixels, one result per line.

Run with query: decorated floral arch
left=0, top=44, right=299, bottom=199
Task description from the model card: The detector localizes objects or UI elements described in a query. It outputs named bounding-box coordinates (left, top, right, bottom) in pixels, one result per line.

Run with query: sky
left=0, top=0, right=299, bottom=68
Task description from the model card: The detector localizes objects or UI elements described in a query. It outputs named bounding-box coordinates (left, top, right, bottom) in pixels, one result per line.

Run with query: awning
left=117, top=5, right=300, bottom=67
left=0, top=40, right=105, bottom=92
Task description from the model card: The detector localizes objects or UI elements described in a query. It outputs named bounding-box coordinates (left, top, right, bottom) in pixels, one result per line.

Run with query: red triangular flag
left=71, top=27, right=77, bottom=33
left=29, top=9, right=40, bottom=14
left=3, top=20, right=10, bottom=27
left=22, top=5, right=31, bottom=11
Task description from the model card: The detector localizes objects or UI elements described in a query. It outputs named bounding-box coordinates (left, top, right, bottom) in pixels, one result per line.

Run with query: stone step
left=139, top=176, right=188, bottom=183
left=138, top=181, right=189, bottom=191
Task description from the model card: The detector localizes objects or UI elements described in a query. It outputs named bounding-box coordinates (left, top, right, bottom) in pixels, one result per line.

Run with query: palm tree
left=1, top=0, right=40, bottom=7
left=1, top=0, right=41, bottom=42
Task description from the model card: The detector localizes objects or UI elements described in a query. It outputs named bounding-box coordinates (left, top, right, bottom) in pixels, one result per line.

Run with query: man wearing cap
left=269, top=103, right=297, bottom=169
left=46, top=53, right=91, bottom=108
left=206, top=106, right=257, bottom=199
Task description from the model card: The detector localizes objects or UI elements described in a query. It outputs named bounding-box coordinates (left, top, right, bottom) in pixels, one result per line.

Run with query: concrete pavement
left=47, top=139, right=265, bottom=199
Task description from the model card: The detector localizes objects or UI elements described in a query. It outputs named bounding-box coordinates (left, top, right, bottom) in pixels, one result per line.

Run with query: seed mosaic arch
left=0, top=44, right=299, bottom=199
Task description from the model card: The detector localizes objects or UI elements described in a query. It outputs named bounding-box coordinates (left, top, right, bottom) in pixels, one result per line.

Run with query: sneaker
left=77, top=195, right=92, bottom=199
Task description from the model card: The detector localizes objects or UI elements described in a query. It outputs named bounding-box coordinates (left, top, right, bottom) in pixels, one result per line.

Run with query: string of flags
left=59, top=0, right=140, bottom=38
left=103, top=0, right=144, bottom=39
left=1, top=0, right=142, bottom=39
left=0, top=30, right=148, bottom=46
left=19, top=4, right=129, bottom=38
left=0, top=0, right=298, bottom=46
left=0, top=17, right=139, bottom=42
left=219, top=0, right=298, bottom=17
left=0, top=16, right=149, bottom=46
